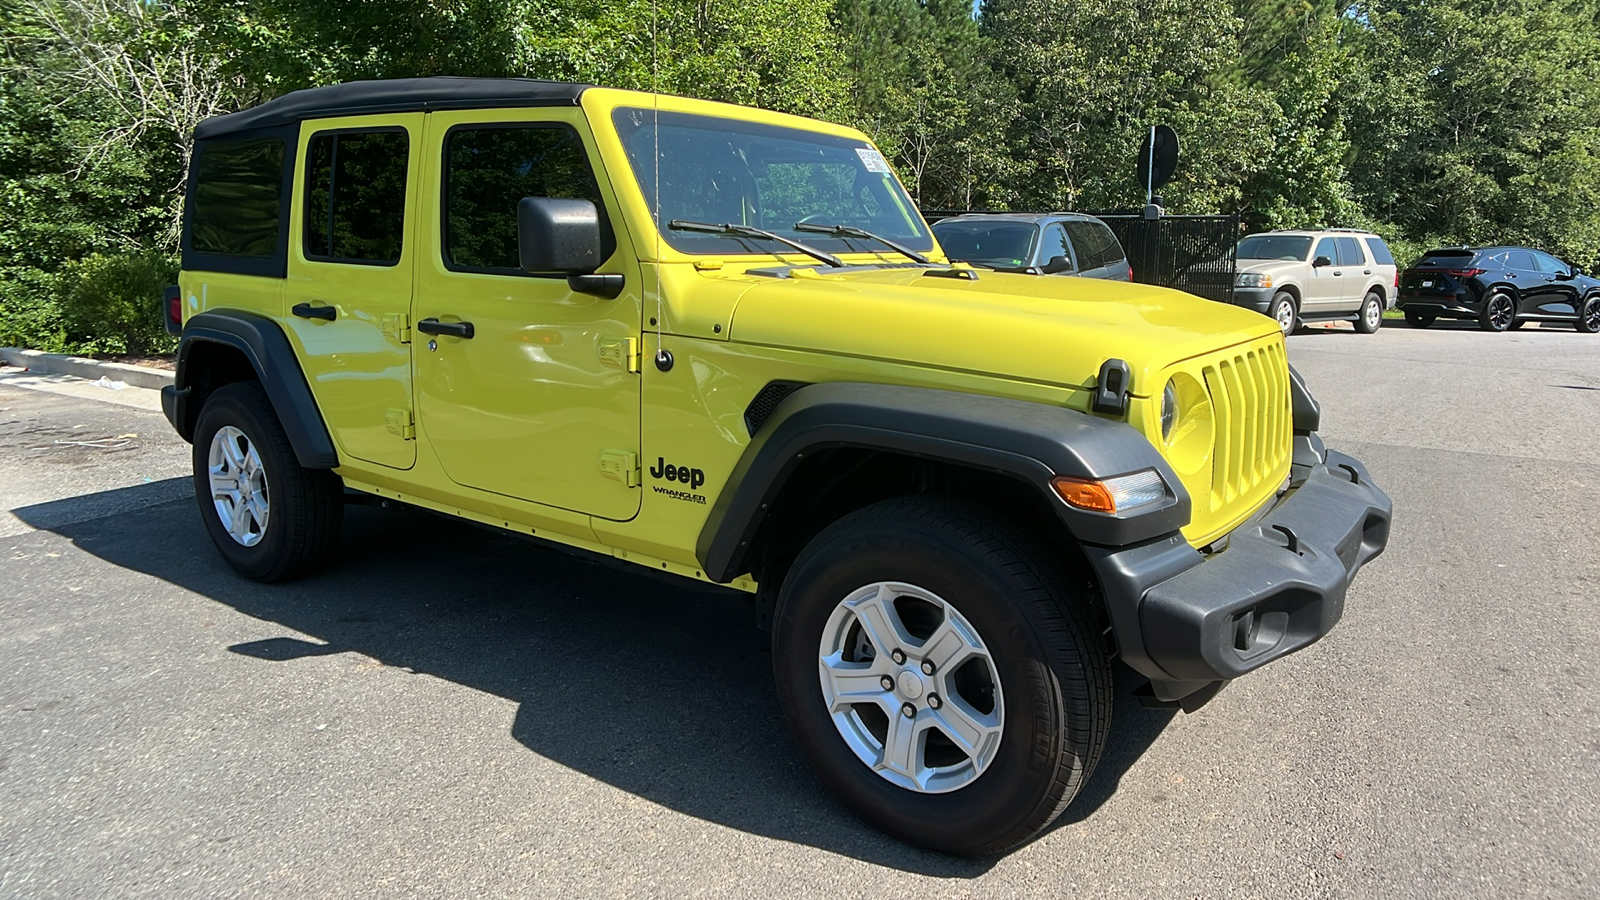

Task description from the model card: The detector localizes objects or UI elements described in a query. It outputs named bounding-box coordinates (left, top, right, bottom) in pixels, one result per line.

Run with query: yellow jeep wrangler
left=161, top=77, right=1391, bottom=855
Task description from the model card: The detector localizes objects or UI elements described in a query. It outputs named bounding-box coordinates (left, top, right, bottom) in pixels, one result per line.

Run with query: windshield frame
left=610, top=106, right=933, bottom=260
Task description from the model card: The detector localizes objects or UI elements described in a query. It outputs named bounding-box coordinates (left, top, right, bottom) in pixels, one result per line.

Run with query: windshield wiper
left=792, top=222, right=929, bottom=264
left=667, top=220, right=843, bottom=268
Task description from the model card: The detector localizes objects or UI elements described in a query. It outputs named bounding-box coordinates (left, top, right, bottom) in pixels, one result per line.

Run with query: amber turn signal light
left=1051, top=476, right=1117, bottom=512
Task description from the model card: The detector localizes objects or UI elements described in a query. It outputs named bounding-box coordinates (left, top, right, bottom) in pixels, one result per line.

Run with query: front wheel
left=1355, top=291, right=1384, bottom=334
left=772, top=497, right=1112, bottom=856
left=1479, top=292, right=1515, bottom=332
left=1267, top=292, right=1298, bottom=336
left=1579, top=296, right=1600, bottom=333
left=192, top=382, right=344, bottom=581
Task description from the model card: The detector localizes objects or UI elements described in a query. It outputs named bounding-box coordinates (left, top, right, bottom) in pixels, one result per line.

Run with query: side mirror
left=518, top=197, right=602, bottom=273
left=1312, top=255, right=1333, bottom=268
left=1041, top=255, right=1075, bottom=275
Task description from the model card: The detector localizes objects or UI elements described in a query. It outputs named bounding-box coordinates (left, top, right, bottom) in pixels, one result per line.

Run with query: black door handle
left=1332, top=271, right=1343, bottom=276
left=417, top=317, right=474, bottom=339
left=292, top=302, right=336, bottom=321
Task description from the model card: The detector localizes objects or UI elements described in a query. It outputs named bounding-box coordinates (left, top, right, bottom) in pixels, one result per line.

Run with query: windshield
left=930, top=220, right=1037, bottom=267
left=1236, top=235, right=1312, bottom=261
left=612, top=108, right=932, bottom=257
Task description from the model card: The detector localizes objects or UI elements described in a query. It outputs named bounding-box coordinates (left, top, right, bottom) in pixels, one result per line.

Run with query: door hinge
left=598, top=336, right=640, bottom=373
left=598, top=450, right=640, bottom=487
left=385, top=408, right=415, bottom=440
left=382, top=312, right=411, bottom=344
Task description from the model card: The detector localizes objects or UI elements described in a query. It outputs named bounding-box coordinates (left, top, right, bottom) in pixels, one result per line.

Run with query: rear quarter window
left=1363, top=238, right=1395, bottom=266
left=189, top=136, right=287, bottom=258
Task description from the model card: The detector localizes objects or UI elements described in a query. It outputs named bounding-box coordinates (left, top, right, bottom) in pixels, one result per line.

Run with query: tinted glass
left=1416, top=250, right=1477, bottom=268
left=445, top=125, right=606, bottom=272
left=304, top=130, right=408, bottom=264
left=1313, top=238, right=1336, bottom=263
left=1039, top=224, right=1072, bottom=267
left=1236, top=235, right=1311, bottom=261
left=1064, top=220, right=1123, bottom=270
left=1504, top=250, right=1535, bottom=271
left=1334, top=237, right=1365, bottom=266
left=1532, top=251, right=1568, bottom=274
left=1364, top=237, right=1395, bottom=266
left=191, top=137, right=286, bottom=257
left=931, top=220, right=1035, bottom=266
left=613, top=108, right=931, bottom=257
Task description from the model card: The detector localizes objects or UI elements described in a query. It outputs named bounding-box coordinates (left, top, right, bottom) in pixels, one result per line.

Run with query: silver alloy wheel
left=817, top=581, right=1004, bottom=793
left=208, top=425, right=270, bottom=547
left=1364, top=296, right=1382, bottom=329
left=1488, top=294, right=1514, bottom=330
left=1274, top=299, right=1295, bottom=335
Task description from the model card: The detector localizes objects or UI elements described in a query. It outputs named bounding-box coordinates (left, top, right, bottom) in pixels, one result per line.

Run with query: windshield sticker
left=856, top=147, right=892, bottom=174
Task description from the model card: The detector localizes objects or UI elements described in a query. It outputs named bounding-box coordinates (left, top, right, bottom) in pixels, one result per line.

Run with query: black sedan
left=1397, top=246, right=1600, bottom=333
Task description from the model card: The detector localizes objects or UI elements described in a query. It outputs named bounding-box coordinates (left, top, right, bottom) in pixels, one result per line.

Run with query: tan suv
left=1231, top=229, right=1399, bottom=335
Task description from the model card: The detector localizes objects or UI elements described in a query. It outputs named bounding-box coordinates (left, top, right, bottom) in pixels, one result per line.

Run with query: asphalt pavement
left=1, top=322, right=1597, bottom=898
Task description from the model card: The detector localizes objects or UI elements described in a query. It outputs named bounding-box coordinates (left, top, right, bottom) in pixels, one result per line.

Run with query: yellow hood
left=725, top=267, right=1279, bottom=397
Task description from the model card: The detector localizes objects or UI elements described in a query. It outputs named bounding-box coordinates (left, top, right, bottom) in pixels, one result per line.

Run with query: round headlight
left=1161, top=380, right=1178, bottom=442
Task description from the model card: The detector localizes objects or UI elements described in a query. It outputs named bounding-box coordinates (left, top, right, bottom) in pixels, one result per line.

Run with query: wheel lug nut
left=901, top=702, right=916, bottom=718
left=928, top=693, right=942, bottom=710
left=880, top=675, right=894, bottom=691
left=890, top=649, right=906, bottom=665
left=921, top=660, right=935, bottom=676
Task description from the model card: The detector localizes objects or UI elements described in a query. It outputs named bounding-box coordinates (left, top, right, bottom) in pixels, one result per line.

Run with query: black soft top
left=194, top=77, right=592, bottom=140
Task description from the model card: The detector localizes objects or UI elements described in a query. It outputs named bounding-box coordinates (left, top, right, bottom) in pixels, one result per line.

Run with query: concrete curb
left=0, top=348, right=174, bottom=391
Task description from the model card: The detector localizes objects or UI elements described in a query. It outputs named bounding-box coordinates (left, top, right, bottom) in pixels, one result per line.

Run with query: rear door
left=1502, top=250, right=1539, bottom=309
left=1333, top=236, right=1368, bottom=310
left=285, top=115, right=421, bottom=470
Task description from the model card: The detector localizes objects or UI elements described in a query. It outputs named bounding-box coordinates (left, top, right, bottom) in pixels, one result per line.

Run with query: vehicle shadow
left=15, top=478, right=1173, bottom=870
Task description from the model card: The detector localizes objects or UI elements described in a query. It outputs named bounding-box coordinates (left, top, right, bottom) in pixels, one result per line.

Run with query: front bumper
left=1232, top=285, right=1275, bottom=313
left=1085, top=447, right=1391, bottom=702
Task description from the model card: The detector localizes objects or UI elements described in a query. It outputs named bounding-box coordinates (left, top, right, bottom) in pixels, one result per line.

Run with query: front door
left=412, top=110, right=643, bottom=521
left=1303, top=237, right=1343, bottom=312
left=285, top=114, right=422, bottom=470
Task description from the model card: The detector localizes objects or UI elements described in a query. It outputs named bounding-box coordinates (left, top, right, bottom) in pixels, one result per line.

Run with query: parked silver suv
left=1232, top=229, right=1399, bottom=335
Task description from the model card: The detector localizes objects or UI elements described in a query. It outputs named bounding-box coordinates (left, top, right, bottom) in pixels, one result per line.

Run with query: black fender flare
left=169, top=309, right=339, bottom=469
left=695, top=382, right=1190, bottom=583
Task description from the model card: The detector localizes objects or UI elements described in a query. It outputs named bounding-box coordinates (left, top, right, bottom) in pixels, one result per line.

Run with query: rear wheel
left=772, top=497, right=1112, bottom=856
left=1479, top=292, right=1515, bottom=332
left=1268, top=292, right=1297, bottom=336
left=192, top=382, right=343, bottom=582
left=1579, top=296, right=1600, bottom=333
left=1355, top=291, right=1384, bottom=334
left=1403, top=311, right=1435, bottom=328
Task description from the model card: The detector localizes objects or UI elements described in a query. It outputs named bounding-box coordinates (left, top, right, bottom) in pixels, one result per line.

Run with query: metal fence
left=921, top=210, right=1240, bottom=304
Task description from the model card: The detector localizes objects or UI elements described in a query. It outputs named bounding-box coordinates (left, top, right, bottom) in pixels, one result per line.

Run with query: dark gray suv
left=932, top=213, right=1132, bottom=280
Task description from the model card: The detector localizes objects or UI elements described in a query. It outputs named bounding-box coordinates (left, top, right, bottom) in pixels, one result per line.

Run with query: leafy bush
left=57, top=251, right=178, bottom=356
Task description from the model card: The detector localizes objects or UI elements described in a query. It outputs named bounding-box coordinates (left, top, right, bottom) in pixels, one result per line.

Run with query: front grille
left=1201, top=340, right=1291, bottom=510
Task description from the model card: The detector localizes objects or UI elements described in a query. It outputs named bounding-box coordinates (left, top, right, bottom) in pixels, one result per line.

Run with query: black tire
left=1403, top=311, right=1435, bottom=328
left=1507, top=319, right=1525, bottom=331
left=1579, top=296, right=1600, bottom=333
left=1355, top=290, right=1384, bottom=334
left=1267, top=291, right=1297, bottom=336
left=1479, top=291, right=1515, bottom=332
left=772, top=496, right=1112, bottom=856
left=192, top=382, right=343, bottom=582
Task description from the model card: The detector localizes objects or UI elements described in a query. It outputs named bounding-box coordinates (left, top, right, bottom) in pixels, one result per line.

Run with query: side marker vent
left=744, top=381, right=809, bottom=436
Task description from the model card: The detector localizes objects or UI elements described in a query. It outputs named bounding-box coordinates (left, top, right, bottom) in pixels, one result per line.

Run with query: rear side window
left=190, top=136, right=287, bottom=258
left=444, top=125, right=609, bottom=273
left=1334, top=237, right=1365, bottom=266
left=1504, top=250, right=1535, bottom=271
left=1364, top=238, right=1395, bottom=266
left=303, top=130, right=409, bottom=265
left=1064, top=220, right=1124, bottom=270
